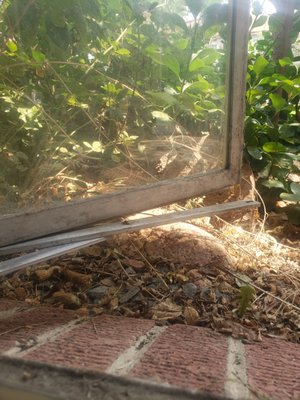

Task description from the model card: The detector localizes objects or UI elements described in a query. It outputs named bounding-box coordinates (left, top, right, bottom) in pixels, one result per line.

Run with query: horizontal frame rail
left=0, top=200, right=259, bottom=276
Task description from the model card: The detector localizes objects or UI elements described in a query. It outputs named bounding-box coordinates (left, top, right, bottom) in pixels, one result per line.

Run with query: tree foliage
left=0, top=0, right=300, bottom=222
left=245, top=0, right=300, bottom=219
left=0, top=0, right=228, bottom=209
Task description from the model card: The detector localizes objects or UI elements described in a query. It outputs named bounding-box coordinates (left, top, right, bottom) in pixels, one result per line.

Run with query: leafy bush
left=0, top=0, right=228, bottom=209
left=0, top=0, right=300, bottom=222
left=245, top=1, right=300, bottom=218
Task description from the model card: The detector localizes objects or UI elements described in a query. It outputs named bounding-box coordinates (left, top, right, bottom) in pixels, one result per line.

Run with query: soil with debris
left=0, top=218, right=299, bottom=344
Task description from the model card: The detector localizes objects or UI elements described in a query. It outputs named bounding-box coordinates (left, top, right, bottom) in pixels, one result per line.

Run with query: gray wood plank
left=0, top=238, right=106, bottom=276
left=0, top=170, right=234, bottom=247
left=227, top=0, right=250, bottom=180
left=0, top=200, right=259, bottom=255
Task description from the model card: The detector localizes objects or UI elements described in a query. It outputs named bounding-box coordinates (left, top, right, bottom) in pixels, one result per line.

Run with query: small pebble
left=182, top=282, right=198, bottom=298
left=87, top=286, right=108, bottom=300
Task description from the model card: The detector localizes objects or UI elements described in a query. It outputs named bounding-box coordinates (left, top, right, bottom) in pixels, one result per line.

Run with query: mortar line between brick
left=0, top=305, right=35, bottom=320
left=225, top=337, right=257, bottom=400
left=106, top=325, right=167, bottom=376
left=3, top=316, right=85, bottom=357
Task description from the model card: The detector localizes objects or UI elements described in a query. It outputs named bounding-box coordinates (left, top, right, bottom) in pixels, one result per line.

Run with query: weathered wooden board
left=0, top=170, right=231, bottom=247
left=0, top=238, right=106, bottom=276
left=0, top=200, right=259, bottom=256
left=226, top=0, right=251, bottom=181
left=0, top=172, right=243, bottom=248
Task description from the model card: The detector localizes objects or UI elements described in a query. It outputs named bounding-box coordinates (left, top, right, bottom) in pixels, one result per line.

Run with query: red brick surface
left=130, top=325, right=228, bottom=395
left=0, top=306, right=77, bottom=353
left=24, top=315, right=155, bottom=372
left=1, top=299, right=300, bottom=400
left=246, top=337, right=300, bottom=400
left=0, top=299, right=31, bottom=313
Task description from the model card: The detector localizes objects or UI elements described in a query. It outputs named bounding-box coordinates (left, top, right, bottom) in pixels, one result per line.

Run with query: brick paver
left=130, top=325, right=228, bottom=395
left=0, top=299, right=299, bottom=400
left=24, top=314, right=155, bottom=371
left=0, top=305, right=78, bottom=352
left=246, top=337, right=300, bottom=400
left=0, top=299, right=31, bottom=313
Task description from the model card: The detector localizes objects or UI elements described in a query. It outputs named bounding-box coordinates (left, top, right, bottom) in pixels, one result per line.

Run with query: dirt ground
left=1, top=208, right=299, bottom=344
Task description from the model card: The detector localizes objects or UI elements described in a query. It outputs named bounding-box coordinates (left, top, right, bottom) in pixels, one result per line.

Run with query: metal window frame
left=0, top=0, right=250, bottom=247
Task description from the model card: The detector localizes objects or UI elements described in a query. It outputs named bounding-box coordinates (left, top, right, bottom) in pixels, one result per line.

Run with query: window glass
left=0, top=0, right=229, bottom=216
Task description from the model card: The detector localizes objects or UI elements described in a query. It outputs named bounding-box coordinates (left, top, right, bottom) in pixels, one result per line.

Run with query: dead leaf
left=89, top=307, right=104, bottom=316
left=52, top=291, right=81, bottom=308
left=151, top=298, right=182, bottom=321
left=87, top=286, right=108, bottom=300
left=63, top=269, right=91, bottom=287
left=34, top=266, right=61, bottom=282
left=218, top=281, right=236, bottom=294
left=119, top=287, right=140, bottom=304
left=81, top=245, right=103, bottom=257
left=187, top=269, right=202, bottom=281
left=76, top=307, right=89, bottom=316
left=184, top=306, right=199, bottom=325
left=235, top=273, right=252, bottom=287
left=108, top=297, right=119, bottom=310
left=123, top=258, right=145, bottom=271
left=100, top=278, right=115, bottom=287
left=15, top=287, right=27, bottom=301
left=212, top=316, right=233, bottom=333
left=167, top=272, right=189, bottom=284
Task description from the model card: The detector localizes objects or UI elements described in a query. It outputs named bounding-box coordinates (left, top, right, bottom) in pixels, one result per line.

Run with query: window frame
left=0, top=0, right=250, bottom=247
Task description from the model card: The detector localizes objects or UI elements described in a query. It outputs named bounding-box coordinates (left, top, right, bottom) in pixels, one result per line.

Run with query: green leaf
left=151, top=111, right=172, bottom=121
left=253, top=55, right=268, bottom=76
left=262, top=180, right=285, bottom=189
left=146, top=91, right=178, bottom=107
left=269, top=93, right=287, bottom=112
left=279, top=57, right=292, bottom=67
left=31, top=49, right=46, bottom=63
left=6, top=39, right=18, bottom=53
left=279, top=124, right=300, bottom=143
left=247, top=146, right=263, bottom=160
left=282, top=182, right=300, bottom=202
left=161, top=54, right=180, bottom=77
left=262, top=142, right=287, bottom=153
left=49, top=4, right=66, bottom=28
left=151, top=11, right=187, bottom=31
left=252, top=15, right=268, bottom=29
left=185, top=0, right=204, bottom=18
left=252, top=1, right=263, bottom=16
left=203, top=3, right=228, bottom=29
left=184, top=78, right=210, bottom=92
left=190, top=49, right=220, bottom=72
left=148, top=52, right=180, bottom=78
left=280, top=192, right=300, bottom=202
left=200, top=100, right=219, bottom=111
left=273, top=154, right=295, bottom=169
left=284, top=205, right=300, bottom=224
left=291, top=182, right=300, bottom=194
left=115, top=48, right=131, bottom=56
left=174, top=38, right=189, bottom=50
left=237, top=286, right=255, bottom=318
left=189, top=58, right=205, bottom=72
left=257, top=161, right=272, bottom=179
